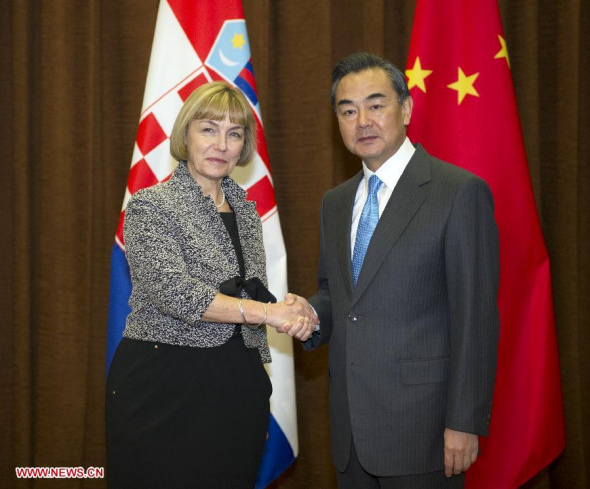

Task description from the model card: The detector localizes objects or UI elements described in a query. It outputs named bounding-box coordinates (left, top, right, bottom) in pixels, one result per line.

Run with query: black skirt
left=105, top=335, right=272, bottom=489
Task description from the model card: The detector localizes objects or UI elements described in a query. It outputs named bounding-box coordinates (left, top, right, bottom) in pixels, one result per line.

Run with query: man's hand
left=267, top=293, right=319, bottom=341
left=276, top=293, right=319, bottom=341
left=443, top=428, right=479, bottom=477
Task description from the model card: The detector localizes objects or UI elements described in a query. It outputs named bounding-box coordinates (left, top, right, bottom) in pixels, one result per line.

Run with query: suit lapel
left=332, top=172, right=362, bottom=299
left=351, top=146, right=432, bottom=306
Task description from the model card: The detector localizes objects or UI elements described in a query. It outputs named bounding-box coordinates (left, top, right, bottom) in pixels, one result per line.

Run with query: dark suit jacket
left=305, top=144, right=500, bottom=476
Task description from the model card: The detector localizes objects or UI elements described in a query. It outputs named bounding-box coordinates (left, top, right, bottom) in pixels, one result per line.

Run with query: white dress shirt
left=350, top=137, right=416, bottom=257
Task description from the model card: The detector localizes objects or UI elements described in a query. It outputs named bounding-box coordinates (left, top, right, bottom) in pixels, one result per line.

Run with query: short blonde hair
left=170, top=82, right=257, bottom=167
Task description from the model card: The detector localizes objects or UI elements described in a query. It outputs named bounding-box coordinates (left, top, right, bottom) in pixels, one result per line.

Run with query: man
left=299, top=52, right=500, bottom=488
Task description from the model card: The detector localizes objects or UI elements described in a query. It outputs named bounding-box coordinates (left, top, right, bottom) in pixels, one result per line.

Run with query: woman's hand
left=265, top=295, right=319, bottom=341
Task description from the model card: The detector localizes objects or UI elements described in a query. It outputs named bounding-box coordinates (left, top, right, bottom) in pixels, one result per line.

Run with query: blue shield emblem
left=206, top=20, right=259, bottom=109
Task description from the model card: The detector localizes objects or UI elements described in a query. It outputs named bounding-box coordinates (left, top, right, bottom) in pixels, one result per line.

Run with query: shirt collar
left=361, top=137, right=416, bottom=189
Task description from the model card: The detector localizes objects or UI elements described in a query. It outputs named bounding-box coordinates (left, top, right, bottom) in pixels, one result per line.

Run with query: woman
left=106, top=82, right=317, bottom=489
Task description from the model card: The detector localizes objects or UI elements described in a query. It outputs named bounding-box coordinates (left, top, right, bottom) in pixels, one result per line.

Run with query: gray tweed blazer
left=123, top=161, right=271, bottom=363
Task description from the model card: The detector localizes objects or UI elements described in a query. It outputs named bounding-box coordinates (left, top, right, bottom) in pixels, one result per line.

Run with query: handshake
left=264, top=293, right=319, bottom=342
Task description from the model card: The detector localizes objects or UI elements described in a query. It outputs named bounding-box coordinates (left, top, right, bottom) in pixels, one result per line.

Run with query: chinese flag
left=405, top=1, right=565, bottom=487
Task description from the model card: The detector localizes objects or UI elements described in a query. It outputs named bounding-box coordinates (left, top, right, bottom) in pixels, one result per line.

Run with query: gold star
left=447, top=67, right=480, bottom=105
left=405, top=57, right=433, bottom=93
left=494, top=34, right=510, bottom=68
left=230, top=33, right=246, bottom=49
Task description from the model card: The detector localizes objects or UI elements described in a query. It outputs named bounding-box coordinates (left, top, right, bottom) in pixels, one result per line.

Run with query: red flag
left=405, top=1, right=565, bottom=487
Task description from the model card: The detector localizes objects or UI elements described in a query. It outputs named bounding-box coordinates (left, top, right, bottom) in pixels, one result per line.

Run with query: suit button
left=348, top=314, right=358, bottom=322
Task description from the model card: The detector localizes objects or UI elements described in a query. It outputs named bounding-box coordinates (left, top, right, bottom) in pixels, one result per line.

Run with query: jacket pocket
left=400, top=356, right=450, bottom=385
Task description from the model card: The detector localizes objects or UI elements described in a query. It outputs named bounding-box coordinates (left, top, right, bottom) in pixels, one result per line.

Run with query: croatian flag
left=105, top=1, right=297, bottom=486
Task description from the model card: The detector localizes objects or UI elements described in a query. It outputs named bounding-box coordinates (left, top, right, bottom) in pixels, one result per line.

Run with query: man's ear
left=403, top=96, right=413, bottom=126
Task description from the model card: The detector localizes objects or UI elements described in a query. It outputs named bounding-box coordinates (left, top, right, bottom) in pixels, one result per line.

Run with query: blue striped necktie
left=352, top=175, right=383, bottom=286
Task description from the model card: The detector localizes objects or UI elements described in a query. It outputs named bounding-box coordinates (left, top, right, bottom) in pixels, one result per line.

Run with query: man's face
left=335, top=68, right=412, bottom=171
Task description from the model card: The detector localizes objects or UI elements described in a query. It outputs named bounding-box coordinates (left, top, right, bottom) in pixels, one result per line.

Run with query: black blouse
left=220, top=211, right=246, bottom=278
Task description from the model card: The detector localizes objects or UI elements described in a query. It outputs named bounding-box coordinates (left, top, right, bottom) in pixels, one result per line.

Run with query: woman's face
left=185, top=113, right=245, bottom=186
